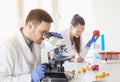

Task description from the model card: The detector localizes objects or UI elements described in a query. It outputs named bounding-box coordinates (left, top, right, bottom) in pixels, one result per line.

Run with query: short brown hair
left=25, top=9, right=53, bottom=26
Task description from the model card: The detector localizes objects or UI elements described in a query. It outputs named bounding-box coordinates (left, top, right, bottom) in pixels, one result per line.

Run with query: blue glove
left=50, top=32, right=63, bottom=39
left=86, top=35, right=99, bottom=47
left=31, top=65, right=47, bottom=82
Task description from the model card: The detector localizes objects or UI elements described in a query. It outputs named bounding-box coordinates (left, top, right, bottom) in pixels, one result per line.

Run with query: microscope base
left=41, top=72, right=68, bottom=82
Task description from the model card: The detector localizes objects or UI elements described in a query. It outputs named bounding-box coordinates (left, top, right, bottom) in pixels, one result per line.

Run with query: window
left=0, top=0, right=18, bottom=42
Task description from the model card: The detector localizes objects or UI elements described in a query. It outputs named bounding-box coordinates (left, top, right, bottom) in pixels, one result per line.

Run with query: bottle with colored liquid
left=101, top=34, right=107, bottom=61
left=93, top=30, right=100, bottom=62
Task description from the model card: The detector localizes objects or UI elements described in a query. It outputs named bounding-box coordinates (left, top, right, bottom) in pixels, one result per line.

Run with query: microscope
left=41, top=32, right=74, bottom=82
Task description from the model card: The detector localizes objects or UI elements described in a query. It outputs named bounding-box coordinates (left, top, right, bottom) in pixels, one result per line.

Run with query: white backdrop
left=58, top=0, right=120, bottom=52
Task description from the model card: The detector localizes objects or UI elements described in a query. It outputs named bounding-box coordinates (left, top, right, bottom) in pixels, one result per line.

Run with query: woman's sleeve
left=80, top=46, right=90, bottom=57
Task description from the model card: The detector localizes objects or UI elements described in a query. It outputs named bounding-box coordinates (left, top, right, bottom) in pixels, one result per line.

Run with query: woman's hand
left=69, top=57, right=84, bottom=62
left=77, top=57, right=84, bottom=62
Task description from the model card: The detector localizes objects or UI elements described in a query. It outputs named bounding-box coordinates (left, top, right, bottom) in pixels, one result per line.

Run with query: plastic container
left=99, top=51, right=120, bottom=60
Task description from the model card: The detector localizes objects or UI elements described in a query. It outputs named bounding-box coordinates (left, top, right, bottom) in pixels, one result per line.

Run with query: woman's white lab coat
left=61, top=28, right=89, bottom=57
left=0, top=29, right=42, bottom=82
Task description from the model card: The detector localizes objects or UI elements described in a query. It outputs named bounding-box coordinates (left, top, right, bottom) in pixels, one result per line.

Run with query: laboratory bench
left=63, top=58, right=120, bottom=82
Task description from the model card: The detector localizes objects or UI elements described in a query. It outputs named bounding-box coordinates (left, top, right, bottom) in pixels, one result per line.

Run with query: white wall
left=0, top=0, right=119, bottom=62
left=58, top=0, right=120, bottom=52
left=17, top=0, right=120, bottom=60
left=0, top=0, right=18, bottom=42
left=92, top=0, right=120, bottom=51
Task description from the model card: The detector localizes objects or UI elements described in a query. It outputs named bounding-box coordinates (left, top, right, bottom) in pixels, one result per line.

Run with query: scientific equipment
left=45, top=32, right=64, bottom=46
left=92, top=30, right=100, bottom=61
left=41, top=32, right=74, bottom=82
left=99, top=33, right=120, bottom=63
left=101, top=34, right=105, bottom=51
left=99, top=51, right=120, bottom=63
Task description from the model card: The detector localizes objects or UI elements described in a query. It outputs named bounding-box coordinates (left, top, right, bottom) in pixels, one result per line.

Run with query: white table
left=63, top=58, right=120, bottom=82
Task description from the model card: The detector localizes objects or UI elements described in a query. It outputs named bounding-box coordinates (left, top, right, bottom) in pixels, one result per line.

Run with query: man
left=0, top=9, right=61, bottom=82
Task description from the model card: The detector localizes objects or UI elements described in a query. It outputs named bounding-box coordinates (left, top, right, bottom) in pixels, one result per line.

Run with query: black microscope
left=41, top=45, right=74, bottom=82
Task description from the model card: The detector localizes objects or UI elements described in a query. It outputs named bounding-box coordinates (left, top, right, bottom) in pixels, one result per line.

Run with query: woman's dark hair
left=71, top=14, right=85, bottom=54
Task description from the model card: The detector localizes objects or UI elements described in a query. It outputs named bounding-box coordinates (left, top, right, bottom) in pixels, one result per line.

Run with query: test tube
left=101, top=34, right=107, bottom=61
left=101, top=34, right=105, bottom=51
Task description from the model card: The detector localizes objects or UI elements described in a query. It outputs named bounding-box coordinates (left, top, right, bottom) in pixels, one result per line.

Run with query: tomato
left=91, top=64, right=99, bottom=71
left=95, top=75, right=99, bottom=79
left=95, top=66, right=99, bottom=70
left=82, top=68, right=86, bottom=73
left=91, top=65, right=96, bottom=70
left=78, top=70, right=81, bottom=74
left=93, top=30, right=100, bottom=36
left=72, top=69, right=75, bottom=73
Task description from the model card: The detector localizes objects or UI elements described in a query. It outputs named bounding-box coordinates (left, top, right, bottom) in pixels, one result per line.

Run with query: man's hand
left=31, top=65, right=47, bottom=82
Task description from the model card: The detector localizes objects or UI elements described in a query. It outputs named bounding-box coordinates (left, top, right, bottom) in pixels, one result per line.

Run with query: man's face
left=30, top=21, right=51, bottom=44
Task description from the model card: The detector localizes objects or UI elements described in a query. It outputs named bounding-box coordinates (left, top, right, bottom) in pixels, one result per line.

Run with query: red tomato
left=95, top=66, right=99, bottom=70
left=93, top=30, right=100, bottom=36
left=91, top=65, right=96, bottom=70
left=91, top=64, right=99, bottom=71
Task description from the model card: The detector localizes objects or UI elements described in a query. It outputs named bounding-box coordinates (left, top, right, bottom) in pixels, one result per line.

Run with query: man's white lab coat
left=0, top=29, right=42, bottom=82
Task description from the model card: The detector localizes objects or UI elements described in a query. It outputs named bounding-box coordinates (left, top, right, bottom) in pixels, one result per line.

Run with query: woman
left=61, top=14, right=99, bottom=62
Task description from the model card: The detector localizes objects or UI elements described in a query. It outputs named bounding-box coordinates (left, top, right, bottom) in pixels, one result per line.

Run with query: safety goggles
left=71, top=25, right=84, bottom=35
